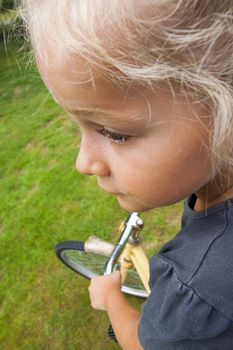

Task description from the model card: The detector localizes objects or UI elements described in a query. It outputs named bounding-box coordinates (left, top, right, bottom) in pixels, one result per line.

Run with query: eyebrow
left=68, top=108, right=150, bottom=134
left=67, top=108, right=144, bottom=123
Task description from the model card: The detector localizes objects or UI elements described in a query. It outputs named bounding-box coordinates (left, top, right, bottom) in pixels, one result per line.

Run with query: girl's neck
left=194, top=171, right=233, bottom=211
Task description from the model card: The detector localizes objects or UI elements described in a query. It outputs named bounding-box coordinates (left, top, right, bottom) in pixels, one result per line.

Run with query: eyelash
left=97, top=128, right=131, bottom=144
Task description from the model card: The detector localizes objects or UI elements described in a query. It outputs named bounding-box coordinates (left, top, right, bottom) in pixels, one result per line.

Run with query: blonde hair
left=19, top=0, right=233, bottom=170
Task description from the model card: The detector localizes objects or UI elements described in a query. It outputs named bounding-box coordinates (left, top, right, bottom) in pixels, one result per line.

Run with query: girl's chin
left=116, top=195, right=153, bottom=213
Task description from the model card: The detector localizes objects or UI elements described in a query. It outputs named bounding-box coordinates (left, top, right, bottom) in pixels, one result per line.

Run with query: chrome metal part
left=104, top=212, right=144, bottom=275
left=136, top=218, right=144, bottom=230
left=128, top=235, right=142, bottom=245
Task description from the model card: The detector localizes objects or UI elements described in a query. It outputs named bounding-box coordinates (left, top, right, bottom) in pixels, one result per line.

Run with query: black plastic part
left=107, top=324, right=118, bottom=343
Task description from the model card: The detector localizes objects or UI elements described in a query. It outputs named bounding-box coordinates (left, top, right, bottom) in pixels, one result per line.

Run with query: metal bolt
left=136, top=218, right=144, bottom=230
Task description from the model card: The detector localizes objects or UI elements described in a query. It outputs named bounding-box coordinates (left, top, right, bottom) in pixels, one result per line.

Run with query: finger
left=113, top=270, right=121, bottom=277
left=112, top=270, right=122, bottom=282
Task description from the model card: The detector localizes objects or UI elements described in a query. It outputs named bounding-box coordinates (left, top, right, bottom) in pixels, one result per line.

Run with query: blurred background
left=0, top=1, right=182, bottom=349
left=0, top=1, right=15, bottom=37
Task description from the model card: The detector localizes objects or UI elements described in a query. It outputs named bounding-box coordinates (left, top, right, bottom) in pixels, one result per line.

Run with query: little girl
left=21, top=0, right=233, bottom=349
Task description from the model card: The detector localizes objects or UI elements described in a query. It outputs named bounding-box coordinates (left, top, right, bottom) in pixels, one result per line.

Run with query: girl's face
left=39, top=57, right=213, bottom=212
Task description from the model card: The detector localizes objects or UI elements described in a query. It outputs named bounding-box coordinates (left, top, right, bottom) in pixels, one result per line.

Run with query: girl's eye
left=97, top=128, right=131, bottom=144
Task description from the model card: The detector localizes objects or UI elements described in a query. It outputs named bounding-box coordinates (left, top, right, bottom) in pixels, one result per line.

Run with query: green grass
left=0, top=41, right=183, bottom=350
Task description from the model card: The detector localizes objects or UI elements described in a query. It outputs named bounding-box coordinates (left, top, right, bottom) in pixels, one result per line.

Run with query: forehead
left=38, top=53, right=150, bottom=127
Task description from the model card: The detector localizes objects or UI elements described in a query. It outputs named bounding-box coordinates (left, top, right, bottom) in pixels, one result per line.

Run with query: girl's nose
left=76, top=139, right=110, bottom=177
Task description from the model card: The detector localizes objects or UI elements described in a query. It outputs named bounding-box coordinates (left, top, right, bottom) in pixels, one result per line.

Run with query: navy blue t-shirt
left=138, top=195, right=233, bottom=349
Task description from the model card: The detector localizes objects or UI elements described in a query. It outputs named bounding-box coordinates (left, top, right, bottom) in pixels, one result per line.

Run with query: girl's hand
left=88, top=271, right=122, bottom=311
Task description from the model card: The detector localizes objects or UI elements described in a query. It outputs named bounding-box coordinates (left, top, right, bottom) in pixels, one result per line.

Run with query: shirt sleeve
left=138, top=255, right=233, bottom=348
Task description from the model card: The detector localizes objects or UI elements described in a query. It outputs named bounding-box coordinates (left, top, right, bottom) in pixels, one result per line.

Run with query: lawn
left=0, top=40, right=182, bottom=349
